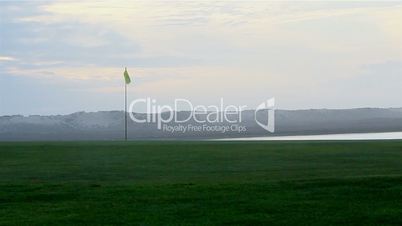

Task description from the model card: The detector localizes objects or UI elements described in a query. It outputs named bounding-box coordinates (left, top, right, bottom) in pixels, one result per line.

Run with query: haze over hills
left=1, top=108, right=402, bottom=141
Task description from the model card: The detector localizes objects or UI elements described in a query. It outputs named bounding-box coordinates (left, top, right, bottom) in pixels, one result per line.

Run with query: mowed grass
left=1, top=141, right=402, bottom=225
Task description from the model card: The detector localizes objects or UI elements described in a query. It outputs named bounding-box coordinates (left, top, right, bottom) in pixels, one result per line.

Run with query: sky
left=0, top=1, right=402, bottom=115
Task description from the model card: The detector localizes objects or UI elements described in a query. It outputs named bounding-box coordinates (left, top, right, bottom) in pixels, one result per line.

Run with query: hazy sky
left=1, top=1, right=402, bottom=115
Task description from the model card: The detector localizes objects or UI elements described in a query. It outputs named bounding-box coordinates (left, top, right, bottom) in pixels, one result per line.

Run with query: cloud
left=12, top=2, right=402, bottom=65
left=5, top=66, right=122, bottom=80
left=2, top=1, right=402, bottom=114
left=14, top=2, right=398, bottom=57
left=0, top=56, right=17, bottom=61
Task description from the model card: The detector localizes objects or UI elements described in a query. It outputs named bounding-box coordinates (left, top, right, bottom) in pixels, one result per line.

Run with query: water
left=221, top=132, right=402, bottom=141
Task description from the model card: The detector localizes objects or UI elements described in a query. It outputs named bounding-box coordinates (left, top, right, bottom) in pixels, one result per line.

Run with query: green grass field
left=1, top=141, right=402, bottom=225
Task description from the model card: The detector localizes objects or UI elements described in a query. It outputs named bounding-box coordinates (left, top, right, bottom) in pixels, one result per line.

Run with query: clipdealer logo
left=129, top=98, right=275, bottom=133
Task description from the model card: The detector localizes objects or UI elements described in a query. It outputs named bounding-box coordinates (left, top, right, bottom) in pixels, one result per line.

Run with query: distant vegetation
left=1, top=107, right=402, bottom=140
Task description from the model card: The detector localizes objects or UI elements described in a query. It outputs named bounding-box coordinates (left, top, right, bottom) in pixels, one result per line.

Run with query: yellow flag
left=124, top=67, right=131, bottom=84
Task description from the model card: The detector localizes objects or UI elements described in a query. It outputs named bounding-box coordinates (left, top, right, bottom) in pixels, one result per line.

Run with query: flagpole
left=123, top=67, right=131, bottom=141
left=125, top=82, right=127, bottom=141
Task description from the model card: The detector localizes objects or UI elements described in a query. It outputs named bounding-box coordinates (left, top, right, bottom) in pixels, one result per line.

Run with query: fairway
left=1, top=141, right=402, bottom=225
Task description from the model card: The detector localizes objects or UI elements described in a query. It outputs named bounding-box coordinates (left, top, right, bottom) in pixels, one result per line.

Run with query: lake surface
left=221, top=132, right=402, bottom=141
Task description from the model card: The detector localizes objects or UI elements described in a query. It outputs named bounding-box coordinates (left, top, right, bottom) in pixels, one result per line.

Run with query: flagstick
left=125, top=82, right=127, bottom=141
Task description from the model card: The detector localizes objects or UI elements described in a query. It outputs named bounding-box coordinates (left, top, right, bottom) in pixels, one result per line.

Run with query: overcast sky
left=1, top=1, right=401, bottom=115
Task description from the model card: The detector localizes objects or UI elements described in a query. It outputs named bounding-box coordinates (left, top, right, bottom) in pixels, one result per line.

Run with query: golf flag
left=123, top=67, right=131, bottom=141
left=124, top=67, right=131, bottom=84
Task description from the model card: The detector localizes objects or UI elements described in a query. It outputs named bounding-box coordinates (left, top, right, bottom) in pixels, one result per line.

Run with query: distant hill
left=1, top=108, right=402, bottom=141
